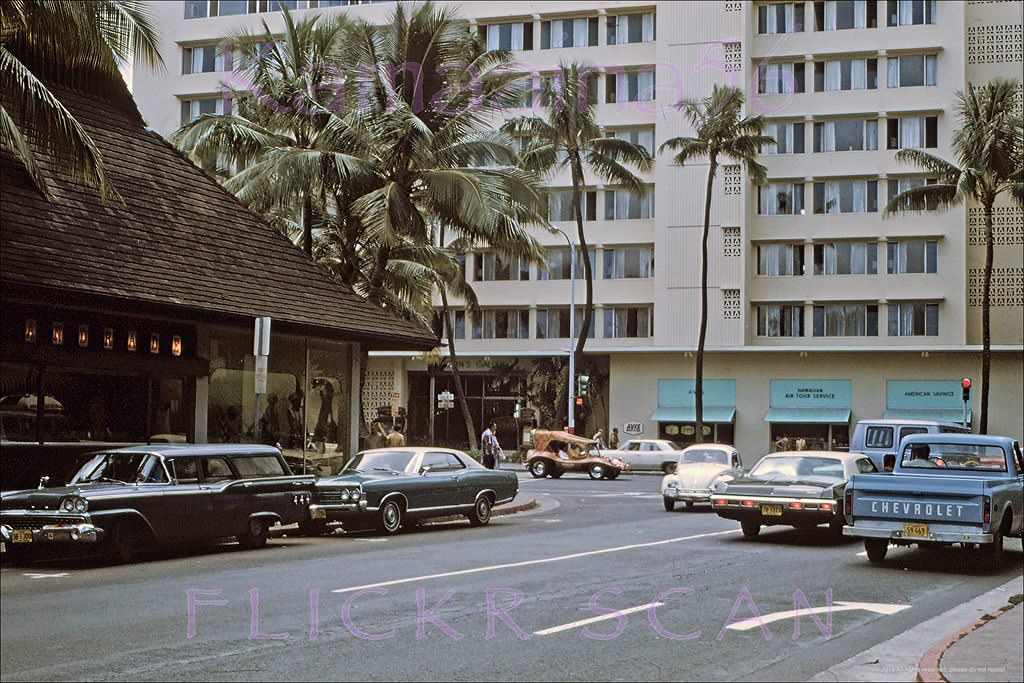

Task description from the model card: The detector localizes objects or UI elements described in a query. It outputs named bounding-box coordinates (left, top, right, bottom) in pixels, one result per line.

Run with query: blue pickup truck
left=844, top=434, right=1023, bottom=565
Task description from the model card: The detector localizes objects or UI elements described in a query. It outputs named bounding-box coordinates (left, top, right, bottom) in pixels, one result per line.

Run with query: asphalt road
left=2, top=472, right=1021, bottom=682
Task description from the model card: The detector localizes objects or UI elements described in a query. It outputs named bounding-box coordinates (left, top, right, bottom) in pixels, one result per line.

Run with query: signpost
left=253, top=317, right=271, bottom=441
left=437, top=390, right=455, bottom=411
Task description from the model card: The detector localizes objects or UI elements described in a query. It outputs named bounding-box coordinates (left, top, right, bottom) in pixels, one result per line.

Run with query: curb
left=915, top=597, right=1020, bottom=683
left=427, top=498, right=538, bottom=525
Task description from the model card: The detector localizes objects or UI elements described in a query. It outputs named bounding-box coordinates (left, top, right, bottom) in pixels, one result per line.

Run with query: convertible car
left=306, top=447, right=518, bottom=535
left=525, top=430, right=629, bottom=480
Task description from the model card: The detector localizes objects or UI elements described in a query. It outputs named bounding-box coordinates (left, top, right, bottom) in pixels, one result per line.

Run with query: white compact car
left=603, top=439, right=687, bottom=473
left=661, top=444, right=743, bottom=511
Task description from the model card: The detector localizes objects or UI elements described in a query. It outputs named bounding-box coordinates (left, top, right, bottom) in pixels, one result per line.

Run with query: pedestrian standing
left=386, top=425, right=406, bottom=447
left=609, top=428, right=620, bottom=449
left=481, top=421, right=500, bottom=469
left=592, top=428, right=606, bottom=448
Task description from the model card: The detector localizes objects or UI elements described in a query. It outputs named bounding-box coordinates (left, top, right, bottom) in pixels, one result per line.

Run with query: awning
left=764, top=408, right=851, bottom=423
left=651, top=407, right=736, bottom=423
left=884, top=408, right=971, bottom=423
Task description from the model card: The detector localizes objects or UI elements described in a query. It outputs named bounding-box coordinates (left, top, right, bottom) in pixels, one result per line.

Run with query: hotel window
left=887, top=177, right=938, bottom=210
left=218, top=1, right=254, bottom=16
left=886, top=115, right=938, bottom=149
left=432, top=309, right=465, bottom=340
left=542, top=72, right=599, bottom=106
left=474, top=252, right=530, bottom=281
left=541, top=17, right=598, bottom=49
left=604, top=188, right=655, bottom=220
left=758, top=182, right=805, bottom=215
left=757, top=304, right=804, bottom=336
left=603, top=247, right=654, bottom=279
left=814, top=0, right=877, bottom=30
left=757, top=62, right=806, bottom=94
left=603, top=307, right=652, bottom=338
left=473, top=309, right=530, bottom=339
left=887, top=240, right=938, bottom=274
left=607, top=128, right=656, bottom=156
left=548, top=190, right=597, bottom=222
left=814, top=58, right=878, bottom=91
left=758, top=244, right=805, bottom=276
left=607, top=13, right=656, bottom=45
left=184, top=1, right=209, bottom=19
left=536, top=308, right=587, bottom=339
left=813, top=242, right=878, bottom=275
left=887, top=54, right=937, bottom=88
left=180, top=96, right=228, bottom=126
left=482, top=22, right=533, bottom=51
left=888, top=303, right=938, bottom=336
left=886, top=0, right=936, bottom=26
left=538, top=248, right=593, bottom=280
left=758, top=3, right=806, bottom=34
left=182, top=45, right=228, bottom=74
left=813, top=179, right=878, bottom=213
left=813, top=118, right=878, bottom=152
left=812, top=304, right=879, bottom=336
left=763, top=121, right=805, bottom=154
left=606, top=70, right=655, bottom=103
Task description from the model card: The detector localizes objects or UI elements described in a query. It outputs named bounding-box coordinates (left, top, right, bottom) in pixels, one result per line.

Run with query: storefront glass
left=766, top=380, right=851, bottom=452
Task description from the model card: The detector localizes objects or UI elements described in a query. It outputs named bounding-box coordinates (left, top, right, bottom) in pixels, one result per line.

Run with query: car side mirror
left=420, top=466, right=432, bottom=476
left=883, top=453, right=896, bottom=472
left=37, top=475, right=50, bottom=489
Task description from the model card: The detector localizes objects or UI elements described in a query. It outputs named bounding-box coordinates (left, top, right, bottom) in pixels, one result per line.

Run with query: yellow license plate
left=761, top=504, right=783, bottom=517
left=904, top=523, right=928, bottom=538
left=311, top=508, right=327, bottom=520
left=11, top=529, right=33, bottom=543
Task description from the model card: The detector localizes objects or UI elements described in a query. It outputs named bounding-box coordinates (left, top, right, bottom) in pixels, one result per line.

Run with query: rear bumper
left=713, top=495, right=838, bottom=525
left=844, top=523, right=993, bottom=544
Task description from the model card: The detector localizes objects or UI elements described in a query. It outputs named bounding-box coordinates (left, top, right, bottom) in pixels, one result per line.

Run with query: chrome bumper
left=1, top=521, right=104, bottom=545
left=663, top=488, right=713, bottom=502
left=844, top=524, right=994, bottom=544
left=309, top=501, right=367, bottom=519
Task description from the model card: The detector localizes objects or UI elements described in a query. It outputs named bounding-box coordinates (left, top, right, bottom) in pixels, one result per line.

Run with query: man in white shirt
left=481, top=422, right=501, bottom=469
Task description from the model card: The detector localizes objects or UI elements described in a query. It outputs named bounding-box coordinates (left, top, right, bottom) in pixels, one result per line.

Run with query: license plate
left=311, top=508, right=327, bottom=520
left=11, top=529, right=32, bottom=544
left=761, top=504, right=783, bottom=517
left=904, top=523, right=928, bottom=538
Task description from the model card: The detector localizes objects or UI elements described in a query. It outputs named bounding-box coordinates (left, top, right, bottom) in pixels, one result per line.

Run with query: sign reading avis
left=623, top=422, right=644, bottom=435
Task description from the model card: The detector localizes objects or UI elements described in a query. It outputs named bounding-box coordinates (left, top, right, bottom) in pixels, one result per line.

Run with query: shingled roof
left=1, top=85, right=437, bottom=351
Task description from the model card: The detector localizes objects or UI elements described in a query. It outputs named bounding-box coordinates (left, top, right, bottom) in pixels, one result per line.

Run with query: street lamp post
left=550, top=228, right=576, bottom=433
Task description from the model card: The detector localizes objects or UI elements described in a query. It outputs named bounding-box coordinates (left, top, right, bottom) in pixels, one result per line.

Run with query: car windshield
left=900, top=443, right=1007, bottom=472
left=749, top=456, right=845, bottom=480
left=71, top=452, right=167, bottom=484
left=343, top=450, right=414, bottom=474
left=681, top=449, right=730, bottom=465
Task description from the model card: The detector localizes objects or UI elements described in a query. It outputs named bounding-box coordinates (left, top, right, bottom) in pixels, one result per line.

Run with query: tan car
left=525, top=430, right=629, bottom=480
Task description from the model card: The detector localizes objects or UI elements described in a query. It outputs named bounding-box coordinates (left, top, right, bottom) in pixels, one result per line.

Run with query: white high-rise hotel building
left=134, top=1, right=1023, bottom=455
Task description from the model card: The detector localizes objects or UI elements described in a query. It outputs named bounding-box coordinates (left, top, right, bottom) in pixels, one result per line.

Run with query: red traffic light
left=961, top=377, right=971, bottom=389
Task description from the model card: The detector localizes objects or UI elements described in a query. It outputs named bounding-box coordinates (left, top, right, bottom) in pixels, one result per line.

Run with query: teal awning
left=651, top=406, right=736, bottom=423
left=764, top=407, right=851, bottom=424
left=884, top=408, right=970, bottom=423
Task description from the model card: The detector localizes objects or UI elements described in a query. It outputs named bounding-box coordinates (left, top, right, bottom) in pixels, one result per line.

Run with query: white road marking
left=351, top=538, right=388, bottom=543
left=534, top=602, right=665, bottom=636
left=332, top=529, right=739, bottom=594
left=856, top=551, right=868, bottom=557
left=24, top=572, right=69, bottom=579
left=534, top=519, right=562, bottom=523
left=725, top=601, right=910, bottom=631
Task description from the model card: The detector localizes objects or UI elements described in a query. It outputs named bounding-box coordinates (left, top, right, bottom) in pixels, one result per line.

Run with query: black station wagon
left=0, top=445, right=314, bottom=563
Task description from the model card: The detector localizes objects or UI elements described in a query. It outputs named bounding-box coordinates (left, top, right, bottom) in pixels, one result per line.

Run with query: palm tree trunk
left=301, top=192, right=313, bottom=256
left=695, top=158, right=717, bottom=444
left=571, top=156, right=594, bottom=359
left=440, top=287, right=477, bottom=450
left=980, top=200, right=993, bottom=434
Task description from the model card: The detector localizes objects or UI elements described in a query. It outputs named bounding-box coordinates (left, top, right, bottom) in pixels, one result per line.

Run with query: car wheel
left=107, top=520, right=149, bottom=564
left=662, top=462, right=676, bottom=475
left=530, top=460, right=548, bottom=478
left=238, top=518, right=269, bottom=549
left=980, top=521, right=1005, bottom=567
left=606, top=469, right=620, bottom=480
left=864, top=539, right=888, bottom=563
left=589, top=464, right=606, bottom=480
left=377, top=499, right=403, bottom=534
left=298, top=519, right=328, bottom=537
left=549, top=468, right=563, bottom=478
left=685, top=501, right=695, bottom=508
left=740, top=519, right=761, bottom=539
left=663, top=497, right=675, bottom=512
left=468, top=495, right=492, bottom=527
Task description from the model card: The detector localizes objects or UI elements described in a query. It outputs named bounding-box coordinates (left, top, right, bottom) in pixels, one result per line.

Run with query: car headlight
left=341, top=489, right=351, bottom=501
left=60, top=496, right=87, bottom=513
left=74, top=498, right=87, bottom=513
left=666, top=481, right=678, bottom=488
left=60, top=497, right=74, bottom=512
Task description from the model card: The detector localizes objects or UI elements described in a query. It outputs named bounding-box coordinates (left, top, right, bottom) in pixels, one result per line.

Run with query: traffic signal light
left=961, top=377, right=971, bottom=402
left=577, top=374, right=590, bottom=398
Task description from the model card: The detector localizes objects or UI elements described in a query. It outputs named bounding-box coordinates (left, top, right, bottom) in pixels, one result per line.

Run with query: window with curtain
left=180, top=96, right=228, bottom=126
left=814, top=118, right=877, bottom=152
left=538, top=248, right=593, bottom=280
left=815, top=58, right=877, bottom=91
left=548, top=190, right=597, bottom=222
left=814, top=180, right=878, bottom=213
left=185, top=1, right=208, bottom=18
left=607, top=13, right=656, bottom=45
left=432, top=309, right=465, bottom=340
left=812, top=304, right=879, bottom=336
left=886, top=240, right=938, bottom=273
left=758, top=62, right=805, bottom=94
left=182, top=45, right=228, bottom=75
left=603, top=247, right=654, bottom=279
left=812, top=242, right=878, bottom=274
left=887, top=54, right=937, bottom=87
left=886, top=177, right=938, bottom=210
left=757, top=305, right=804, bottom=336
left=475, top=253, right=530, bottom=281
left=472, top=309, right=530, bottom=339
left=886, top=116, right=938, bottom=149
left=757, top=244, right=805, bottom=276
left=758, top=3, right=806, bottom=34
left=820, top=0, right=873, bottom=30
left=607, top=128, right=656, bottom=156
left=541, top=17, right=598, bottom=49
left=217, top=1, right=251, bottom=17
left=763, top=121, right=806, bottom=154
left=606, top=71, right=656, bottom=103
left=536, top=307, right=588, bottom=339
left=604, top=188, right=655, bottom=220
left=887, top=303, right=938, bottom=336
left=886, top=0, right=936, bottom=26
left=603, top=307, right=652, bottom=338
left=758, top=183, right=805, bottom=215
left=486, top=22, right=530, bottom=51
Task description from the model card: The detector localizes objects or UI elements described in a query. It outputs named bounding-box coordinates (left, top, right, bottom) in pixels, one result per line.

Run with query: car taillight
left=821, top=503, right=833, bottom=511
left=742, top=500, right=755, bottom=507
left=713, top=499, right=727, bottom=506
left=789, top=502, right=803, bottom=509
left=983, top=496, right=991, bottom=524
left=845, top=489, right=853, bottom=516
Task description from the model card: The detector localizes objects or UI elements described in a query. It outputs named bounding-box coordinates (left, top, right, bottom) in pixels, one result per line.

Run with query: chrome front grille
left=2, top=516, right=83, bottom=531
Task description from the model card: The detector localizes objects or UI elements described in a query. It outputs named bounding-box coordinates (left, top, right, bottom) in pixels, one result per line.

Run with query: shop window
left=771, top=422, right=848, bottom=451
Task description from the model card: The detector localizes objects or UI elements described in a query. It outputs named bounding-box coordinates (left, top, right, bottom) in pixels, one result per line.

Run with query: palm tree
left=660, top=85, right=772, bottom=443
left=0, top=0, right=163, bottom=201
left=884, top=78, right=1023, bottom=434
left=503, top=62, right=653, bottom=358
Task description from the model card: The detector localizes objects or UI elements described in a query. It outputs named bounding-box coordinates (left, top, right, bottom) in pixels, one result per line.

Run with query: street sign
left=438, top=390, right=454, bottom=402
left=624, top=422, right=643, bottom=435
left=437, top=400, right=454, bottom=410
left=253, top=317, right=271, bottom=356
left=254, top=355, right=268, bottom=394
